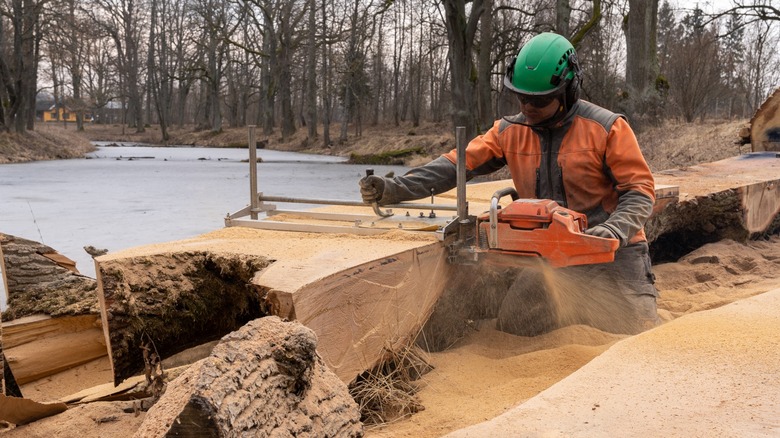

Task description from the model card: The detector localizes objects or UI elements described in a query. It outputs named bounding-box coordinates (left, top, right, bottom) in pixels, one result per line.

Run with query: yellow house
left=43, top=106, right=93, bottom=123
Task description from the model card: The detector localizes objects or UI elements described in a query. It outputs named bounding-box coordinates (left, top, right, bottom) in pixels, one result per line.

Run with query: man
left=360, top=32, right=659, bottom=335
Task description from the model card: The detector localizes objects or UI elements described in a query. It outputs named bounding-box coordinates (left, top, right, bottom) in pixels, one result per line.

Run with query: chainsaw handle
left=488, top=188, right=519, bottom=248
left=491, top=187, right=520, bottom=202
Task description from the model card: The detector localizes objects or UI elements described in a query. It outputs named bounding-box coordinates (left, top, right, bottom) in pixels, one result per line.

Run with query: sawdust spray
left=488, top=253, right=640, bottom=336
left=537, top=262, right=639, bottom=335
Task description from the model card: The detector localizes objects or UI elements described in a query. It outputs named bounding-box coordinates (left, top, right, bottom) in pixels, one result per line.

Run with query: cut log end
left=136, top=316, right=363, bottom=438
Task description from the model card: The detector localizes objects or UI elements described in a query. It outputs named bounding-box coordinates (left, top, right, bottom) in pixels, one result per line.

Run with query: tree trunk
left=207, top=31, right=222, bottom=133
left=556, top=0, right=571, bottom=37
left=260, top=32, right=276, bottom=136
left=305, top=0, right=317, bottom=141
left=320, top=0, right=331, bottom=147
left=477, top=0, right=493, bottom=132
left=443, top=0, right=483, bottom=141
left=625, top=0, right=659, bottom=94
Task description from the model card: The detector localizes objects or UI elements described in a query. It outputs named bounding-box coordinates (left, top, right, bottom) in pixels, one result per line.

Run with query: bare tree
left=666, top=8, right=721, bottom=122
left=443, top=0, right=485, bottom=140
left=740, top=19, right=779, bottom=116
left=624, top=0, right=659, bottom=96
left=476, top=0, right=493, bottom=131
left=87, top=0, right=147, bottom=133
left=304, top=0, right=317, bottom=140
left=0, top=0, right=44, bottom=133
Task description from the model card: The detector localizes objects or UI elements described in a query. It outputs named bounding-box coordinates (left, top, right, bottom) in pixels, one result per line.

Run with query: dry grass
left=0, top=124, right=94, bottom=164
left=636, top=118, right=749, bottom=171
left=349, top=344, right=433, bottom=426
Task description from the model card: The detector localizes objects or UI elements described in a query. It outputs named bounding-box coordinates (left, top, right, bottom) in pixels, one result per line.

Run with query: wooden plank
left=2, top=314, right=101, bottom=349
left=5, top=328, right=108, bottom=385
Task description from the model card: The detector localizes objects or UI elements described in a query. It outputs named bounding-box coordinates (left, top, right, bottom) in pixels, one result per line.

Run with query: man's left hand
left=585, top=224, right=619, bottom=240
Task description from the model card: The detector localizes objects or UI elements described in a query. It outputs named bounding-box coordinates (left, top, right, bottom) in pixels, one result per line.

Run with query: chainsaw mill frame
left=224, top=126, right=468, bottom=236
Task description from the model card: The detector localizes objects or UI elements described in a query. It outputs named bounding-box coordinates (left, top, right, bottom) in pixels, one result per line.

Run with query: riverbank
left=0, top=118, right=749, bottom=170
left=0, top=126, right=95, bottom=164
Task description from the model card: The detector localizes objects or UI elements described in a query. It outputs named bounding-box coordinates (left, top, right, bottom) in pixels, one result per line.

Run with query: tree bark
left=305, top=0, right=317, bottom=141
left=0, top=233, right=98, bottom=321
left=443, top=0, right=484, bottom=141
left=135, top=317, right=363, bottom=437
left=477, top=0, right=493, bottom=132
left=625, top=0, right=659, bottom=94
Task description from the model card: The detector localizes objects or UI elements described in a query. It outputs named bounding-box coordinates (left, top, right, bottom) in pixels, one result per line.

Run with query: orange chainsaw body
left=475, top=199, right=619, bottom=268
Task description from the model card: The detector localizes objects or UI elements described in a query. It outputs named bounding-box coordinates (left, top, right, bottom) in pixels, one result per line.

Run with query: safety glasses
left=516, top=93, right=559, bottom=108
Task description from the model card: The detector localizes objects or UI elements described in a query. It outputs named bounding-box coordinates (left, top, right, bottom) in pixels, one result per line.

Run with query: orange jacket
left=444, top=101, right=655, bottom=244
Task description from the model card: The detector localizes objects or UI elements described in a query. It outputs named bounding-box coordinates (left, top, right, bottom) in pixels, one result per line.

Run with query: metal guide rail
left=224, top=126, right=464, bottom=236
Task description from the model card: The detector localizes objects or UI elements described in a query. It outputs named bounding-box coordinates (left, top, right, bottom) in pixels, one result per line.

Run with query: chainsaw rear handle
left=489, top=188, right=520, bottom=248
left=363, top=168, right=395, bottom=218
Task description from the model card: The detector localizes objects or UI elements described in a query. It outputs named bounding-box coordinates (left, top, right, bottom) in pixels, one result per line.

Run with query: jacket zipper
left=545, top=129, right=553, bottom=201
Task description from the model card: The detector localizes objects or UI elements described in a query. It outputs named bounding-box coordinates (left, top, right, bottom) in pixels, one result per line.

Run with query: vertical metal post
left=248, top=126, right=258, bottom=220
left=455, top=126, right=468, bottom=220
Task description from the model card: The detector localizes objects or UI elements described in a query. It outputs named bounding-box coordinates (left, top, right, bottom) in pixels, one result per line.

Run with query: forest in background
left=1, top=0, right=779, bottom=148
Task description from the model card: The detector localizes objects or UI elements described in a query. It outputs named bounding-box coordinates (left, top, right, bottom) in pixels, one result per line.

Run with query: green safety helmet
left=504, top=32, right=581, bottom=102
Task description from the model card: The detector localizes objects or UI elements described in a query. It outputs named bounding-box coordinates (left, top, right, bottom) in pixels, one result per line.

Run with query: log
left=135, top=316, right=362, bottom=438
left=0, top=233, right=98, bottom=321
left=96, top=227, right=448, bottom=386
left=749, top=87, right=780, bottom=152
left=97, top=251, right=272, bottom=386
left=0, top=234, right=101, bottom=392
left=648, top=152, right=780, bottom=261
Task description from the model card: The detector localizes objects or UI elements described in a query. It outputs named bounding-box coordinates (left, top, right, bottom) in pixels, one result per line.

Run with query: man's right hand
left=359, top=175, right=386, bottom=204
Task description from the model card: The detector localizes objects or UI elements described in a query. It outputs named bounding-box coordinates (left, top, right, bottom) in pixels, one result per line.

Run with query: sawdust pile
left=365, top=236, right=780, bottom=438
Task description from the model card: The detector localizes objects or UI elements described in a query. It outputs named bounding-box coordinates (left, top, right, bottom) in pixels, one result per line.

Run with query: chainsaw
left=440, top=187, right=619, bottom=268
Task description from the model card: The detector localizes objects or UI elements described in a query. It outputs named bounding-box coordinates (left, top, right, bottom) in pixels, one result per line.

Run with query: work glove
left=359, top=175, right=386, bottom=204
left=584, top=223, right=622, bottom=244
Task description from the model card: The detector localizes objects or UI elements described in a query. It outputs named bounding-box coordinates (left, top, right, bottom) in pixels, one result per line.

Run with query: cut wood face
left=751, top=87, right=780, bottom=152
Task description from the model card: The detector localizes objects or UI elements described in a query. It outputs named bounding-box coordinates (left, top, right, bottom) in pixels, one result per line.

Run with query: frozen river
left=0, top=143, right=408, bottom=309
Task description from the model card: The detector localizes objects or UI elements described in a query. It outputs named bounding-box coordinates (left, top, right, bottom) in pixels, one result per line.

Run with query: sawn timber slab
left=96, top=227, right=446, bottom=385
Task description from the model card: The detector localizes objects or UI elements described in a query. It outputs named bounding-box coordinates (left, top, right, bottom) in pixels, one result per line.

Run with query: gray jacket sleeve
left=379, top=156, right=459, bottom=205
left=598, top=190, right=654, bottom=246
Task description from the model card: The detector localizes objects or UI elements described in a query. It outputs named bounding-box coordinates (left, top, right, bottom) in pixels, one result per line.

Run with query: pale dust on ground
left=365, top=236, right=780, bottom=438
